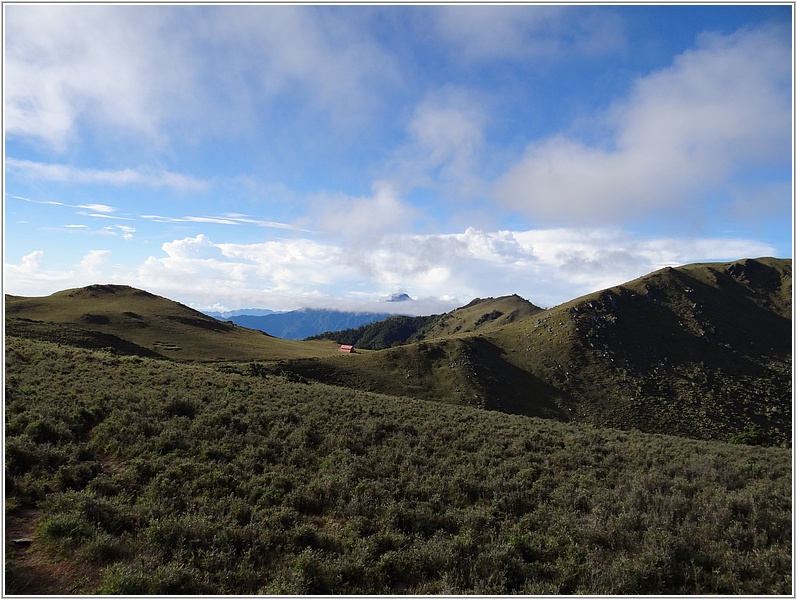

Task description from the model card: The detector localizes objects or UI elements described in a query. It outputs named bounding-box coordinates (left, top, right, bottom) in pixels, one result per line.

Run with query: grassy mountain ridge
left=308, top=294, right=543, bottom=349
left=484, top=257, right=792, bottom=442
left=279, top=258, right=792, bottom=445
left=5, top=284, right=341, bottom=362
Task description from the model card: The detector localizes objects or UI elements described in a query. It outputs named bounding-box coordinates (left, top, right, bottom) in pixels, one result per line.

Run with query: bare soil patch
left=5, top=508, right=101, bottom=595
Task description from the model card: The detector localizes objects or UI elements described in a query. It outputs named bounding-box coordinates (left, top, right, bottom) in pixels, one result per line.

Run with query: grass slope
left=280, top=258, right=792, bottom=445
left=5, top=284, right=340, bottom=362
left=5, top=337, right=791, bottom=594
left=309, top=294, right=542, bottom=349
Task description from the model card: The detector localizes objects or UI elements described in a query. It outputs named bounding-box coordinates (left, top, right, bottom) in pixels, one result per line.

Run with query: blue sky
left=4, top=4, right=792, bottom=313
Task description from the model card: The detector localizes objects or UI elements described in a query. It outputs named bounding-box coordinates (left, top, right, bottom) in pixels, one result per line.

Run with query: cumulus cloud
left=131, top=234, right=364, bottom=310
left=5, top=225, right=774, bottom=310
left=19, top=250, right=44, bottom=272
left=114, top=225, right=136, bottom=241
left=509, top=229, right=776, bottom=304
left=4, top=251, right=93, bottom=295
left=5, top=251, right=49, bottom=292
left=494, top=25, right=791, bottom=224
left=361, top=227, right=777, bottom=307
left=313, top=182, right=419, bottom=242
left=78, top=250, right=111, bottom=276
left=60, top=227, right=771, bottom=313
left=6, top=159, right=208, bottom=191
left=162, top=234, right=226, bottom=261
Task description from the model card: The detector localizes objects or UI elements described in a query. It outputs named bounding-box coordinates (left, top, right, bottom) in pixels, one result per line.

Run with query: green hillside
left=5, top=337, right=791, bottom=594
left=5, top=259, right=791, bottom=446
left=5, top=284, right=340, bottom=362
left=309, top=294, right=543, bottom=349
left=277, top=258, right=792, bottom=445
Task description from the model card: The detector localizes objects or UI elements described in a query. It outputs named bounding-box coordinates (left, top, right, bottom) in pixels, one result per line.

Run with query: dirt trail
left=5, top=508, right=101, bottom=594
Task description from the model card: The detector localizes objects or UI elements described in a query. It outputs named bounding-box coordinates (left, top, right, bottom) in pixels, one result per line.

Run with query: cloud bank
left=5, top=229, right=775, bottom=313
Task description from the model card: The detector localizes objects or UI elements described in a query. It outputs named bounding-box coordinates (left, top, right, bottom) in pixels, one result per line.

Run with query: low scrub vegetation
left=5, top=337, right=791, bottom=594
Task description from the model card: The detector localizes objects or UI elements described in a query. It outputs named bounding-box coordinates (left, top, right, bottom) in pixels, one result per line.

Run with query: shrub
left=36, top=513, right=96, bottom=553
left=5, top=337, right=792, bottom=595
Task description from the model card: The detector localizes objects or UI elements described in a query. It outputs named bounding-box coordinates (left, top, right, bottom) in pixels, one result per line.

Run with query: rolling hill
left=4, top=284, right=340, bottom=362
left=308, top=294, right=543, bottom=349
left=4, top=258, right=791, bottom=444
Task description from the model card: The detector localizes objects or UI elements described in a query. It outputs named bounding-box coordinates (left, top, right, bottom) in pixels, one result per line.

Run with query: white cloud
left=4, top=5, right=398, bottom=151
left=69, top=228, right=771, bottom=313
left=76, top=203, right=116, bottom=213
left=130, top=234, right=365, bottom=310
left=162, top=234, right=226, bottom=261
left=386, top=88, right=488, bottom=201
left=225, top=216, right=316, bottom=233
left=494, top=25, right=791, bottom=224
left=510, top=229, right=776, bottom=304
left=313, top=182, right=418, bottom=242
left=114, top=225, right=136, bottom=241
left=6, top=159, right=208, bottom=191
left=4, top=226, right=775, bottom=311
left=4, top=251, right=50, bottom=293
left=140, top=212, right=311, bottom=232
left=75, top=212, right=134, bottom=221
left=78, top=250, right=111, bottom=275
left=435, top=5, right=625, bottom=61
left=4, top=5, right=197, bottom=151
left=56, top=224, right=134, bottom=239
left=205, top=6, right=399, bottom=128
left=4, top=250, right=112, bottom=291
left=20, top=250, right=44, bottom=272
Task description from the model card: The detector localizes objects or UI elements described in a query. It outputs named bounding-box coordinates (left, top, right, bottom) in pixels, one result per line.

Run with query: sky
left=3, top=4, right=793, bottom=314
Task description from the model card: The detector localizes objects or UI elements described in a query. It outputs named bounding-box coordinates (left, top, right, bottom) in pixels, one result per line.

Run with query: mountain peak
left=387, top=292, right=412, bottom=302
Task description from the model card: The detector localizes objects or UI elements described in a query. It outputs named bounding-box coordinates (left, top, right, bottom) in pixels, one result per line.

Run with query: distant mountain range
left=386, top=292, right=412, bottom=302
left=203, top=308, right=403, bottom=340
